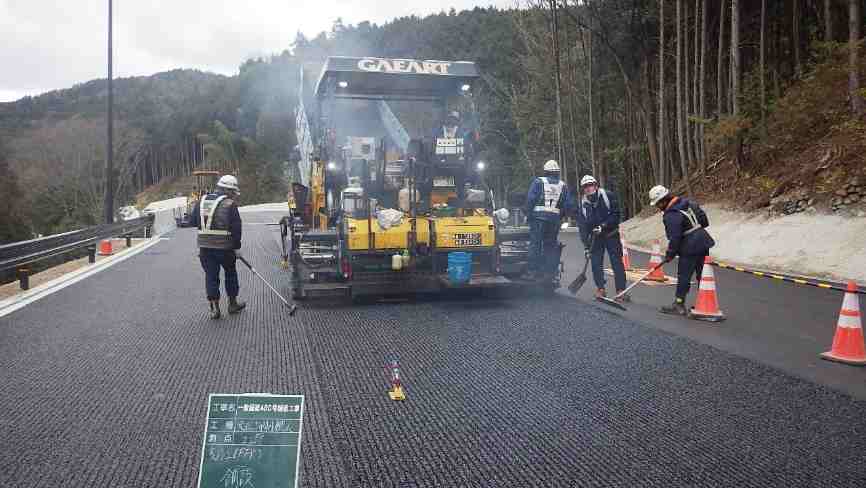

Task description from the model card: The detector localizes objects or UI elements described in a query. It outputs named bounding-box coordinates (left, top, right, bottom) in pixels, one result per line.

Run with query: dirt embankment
left=622, top=204, right=866, bottom=283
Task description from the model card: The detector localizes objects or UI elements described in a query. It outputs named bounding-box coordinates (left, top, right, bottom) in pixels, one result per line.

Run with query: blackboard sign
left=198, top=393, right=305, bottom=488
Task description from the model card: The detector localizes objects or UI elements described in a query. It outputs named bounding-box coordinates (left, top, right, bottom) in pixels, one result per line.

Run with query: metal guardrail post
left=126, top=235, right=132, bottom=248
left=88, top=246, right=97, bottom=264
left=17, top=267, right=30, bottom=290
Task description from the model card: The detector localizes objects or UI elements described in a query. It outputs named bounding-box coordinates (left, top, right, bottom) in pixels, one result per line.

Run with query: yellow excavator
left=281, top=56, right=540, bottom=300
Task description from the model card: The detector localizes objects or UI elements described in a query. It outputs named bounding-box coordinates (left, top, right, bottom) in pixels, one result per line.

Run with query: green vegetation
left=0, top=2, right=863, bottom=242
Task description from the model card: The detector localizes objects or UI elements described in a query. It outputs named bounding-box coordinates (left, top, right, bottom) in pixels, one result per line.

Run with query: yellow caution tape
left=708, top=261, right=862, bottom=294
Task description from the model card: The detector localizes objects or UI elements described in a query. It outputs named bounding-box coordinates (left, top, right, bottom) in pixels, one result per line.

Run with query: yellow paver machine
left=281, top=56, right=551, bottom=300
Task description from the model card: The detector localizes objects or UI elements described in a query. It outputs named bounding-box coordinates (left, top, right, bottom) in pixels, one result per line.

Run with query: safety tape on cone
left=838, top=312, right=862, bottom=329
left=699, top=278, right=716, bottom=291
left=837, top=292, right=862, bottom=328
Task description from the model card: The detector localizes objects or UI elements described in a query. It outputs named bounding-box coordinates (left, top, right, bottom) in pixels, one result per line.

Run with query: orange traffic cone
left=820, top=281, right=866, bottom=366
left=98, top=240, right=114, bottom=256
left=621, top=237, right=632, bottom=271
left=689, top=256, right=726, bottom=322
left=645, top=240, right=667, bottom=282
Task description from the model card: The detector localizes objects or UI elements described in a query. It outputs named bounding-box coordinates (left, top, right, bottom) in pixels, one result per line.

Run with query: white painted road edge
left=0, top=236, right=169, bottom=319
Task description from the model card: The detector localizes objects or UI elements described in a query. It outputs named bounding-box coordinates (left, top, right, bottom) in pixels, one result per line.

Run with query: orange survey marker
left=689, top=256, right=726, bottom=322
left=645, top=241, right=668, bottom=282
left=98, top=239, right=114, bottom=256
left=621, top=237, right=632, bottom=271
left=820, top=281, right=866, bottom=366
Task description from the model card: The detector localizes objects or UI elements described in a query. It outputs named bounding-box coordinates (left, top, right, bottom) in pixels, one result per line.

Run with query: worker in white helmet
left=523, top=160, right=569, bottom=281
left=649, top=185, right=716, bottom=316
left=189, top=174, right=246, bottom=319
left=574, top=174, right=629, bottom=301
left=434, top=111, right=470, bottom=139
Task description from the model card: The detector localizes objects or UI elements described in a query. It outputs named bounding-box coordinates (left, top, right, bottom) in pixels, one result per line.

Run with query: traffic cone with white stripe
left=621, top=237, right=632, bottom=271
left=689, top=256, right=726, bottom=322
left=820, top=281, right=866, bottom=366
left=645, top=240, right=667, bottom=282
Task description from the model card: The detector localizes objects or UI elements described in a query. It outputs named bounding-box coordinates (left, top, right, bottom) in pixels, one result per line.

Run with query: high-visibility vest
left=534, top=177, right=565, bottom=214
left=679, top=207, right=703, bottom=235
left=581, top=188, right=610, bottom=219
left=197, top=195, right=234, bottom=249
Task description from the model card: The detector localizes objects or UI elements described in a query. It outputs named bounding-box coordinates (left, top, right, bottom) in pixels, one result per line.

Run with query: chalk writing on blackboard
left=219, top=465, right=255, bottom=488
left=208, top=446, right=263, bottom=463
left=236, top=419, right=296, bottom=433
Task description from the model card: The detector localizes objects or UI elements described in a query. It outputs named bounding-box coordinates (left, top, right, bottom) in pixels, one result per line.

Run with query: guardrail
left=0, top=215, right=154, bottom=290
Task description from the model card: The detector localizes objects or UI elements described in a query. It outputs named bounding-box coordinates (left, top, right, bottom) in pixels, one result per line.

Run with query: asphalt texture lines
left=1, top=213, right=865, bottom=487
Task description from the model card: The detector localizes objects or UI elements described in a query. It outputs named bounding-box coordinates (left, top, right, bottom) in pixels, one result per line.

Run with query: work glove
left=592, top=226, right=603, bottom=236
left=233, top=250, right=243, bottom=259
left=663, top=252, right=675, bottom=263
left=584, top=248, right=591, bottom=259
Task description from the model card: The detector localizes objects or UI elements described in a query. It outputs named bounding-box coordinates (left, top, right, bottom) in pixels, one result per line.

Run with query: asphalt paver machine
left=282, top=56, right=550, bottom=300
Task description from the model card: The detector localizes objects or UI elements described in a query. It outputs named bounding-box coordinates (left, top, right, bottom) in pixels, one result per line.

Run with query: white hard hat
left=493, top=208, right=510, bottom=224
left=649, top=185, right=670, bottom=206
left=580, top=175, right=598, bottom=187
left=217, top=174, right=240, bottom=194
left=543, top=160, right=560, bottom=172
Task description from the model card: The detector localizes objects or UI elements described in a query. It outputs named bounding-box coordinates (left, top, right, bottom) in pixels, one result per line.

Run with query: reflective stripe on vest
left=534, top=177, right=565, bottom=213
left=199, top=195, right=230, bottom=236
left=679, top=207, right=703, bottom=235
left=581, top=188, right=610, bottom=219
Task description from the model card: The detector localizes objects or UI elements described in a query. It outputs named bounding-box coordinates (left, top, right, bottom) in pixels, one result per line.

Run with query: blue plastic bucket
left=447, top=252, right=472, bottom=284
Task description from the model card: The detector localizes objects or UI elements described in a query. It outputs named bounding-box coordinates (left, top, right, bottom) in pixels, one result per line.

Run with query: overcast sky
left=0, top=0, right=516, bottom=102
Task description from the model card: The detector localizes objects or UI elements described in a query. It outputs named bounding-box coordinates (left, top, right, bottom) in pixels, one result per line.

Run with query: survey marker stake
left=388, top=358, right=406, bottom=401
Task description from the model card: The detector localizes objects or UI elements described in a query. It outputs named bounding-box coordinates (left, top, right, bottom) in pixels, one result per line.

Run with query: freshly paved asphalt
left=1, top=213, right=865, bottom=487
left=558, top=228, right=866, bottom=400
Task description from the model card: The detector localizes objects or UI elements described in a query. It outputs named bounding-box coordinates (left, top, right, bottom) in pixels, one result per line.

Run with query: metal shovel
left=595, top=261, right=665, bottom=311
left=237, top=255, right=298, bottom=316
left=567, top=234, right=596, bottom=294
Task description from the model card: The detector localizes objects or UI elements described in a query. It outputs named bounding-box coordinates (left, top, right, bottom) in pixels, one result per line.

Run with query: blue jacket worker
left=524, top=160, right=568, bottom=280
left=575, top=175, right=628, bottom=301
left=189, top=174, right=246, bottom=319
left=649, top=185, right=716, bottom=316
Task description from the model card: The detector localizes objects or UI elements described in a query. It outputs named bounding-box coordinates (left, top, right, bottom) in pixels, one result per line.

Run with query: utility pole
left=550, top=0, right=567, bottom=185
left=104, top=0, right=115, bottom=224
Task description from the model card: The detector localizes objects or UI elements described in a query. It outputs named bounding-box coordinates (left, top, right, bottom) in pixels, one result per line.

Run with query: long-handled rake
left=237, top=255, right=298, bottom=316
left=595, top=261, right=665, bottom=311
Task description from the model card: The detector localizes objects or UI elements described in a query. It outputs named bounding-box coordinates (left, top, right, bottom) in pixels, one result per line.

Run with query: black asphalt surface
left=558, top=228, right=866, bottom=400
left=2, top=213, right=866, bottom=487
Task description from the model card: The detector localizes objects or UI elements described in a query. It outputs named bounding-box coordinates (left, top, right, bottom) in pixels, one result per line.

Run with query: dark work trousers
left=529, top=219, right=562, bottom=275
left=199, top=249, right=240, bottom=300
left=675, top=253, right=708, bottom=300
left=590, top=233, right=627, bottom=291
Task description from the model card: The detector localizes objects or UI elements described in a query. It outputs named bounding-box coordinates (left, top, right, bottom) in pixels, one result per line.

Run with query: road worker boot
left=659, top=298, right=687, bottom=316
left=209, top=299, right=221, bottom=320
left=228, top=296, right=246, bottom=314
left=595, top=288, right=607, bottom=299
